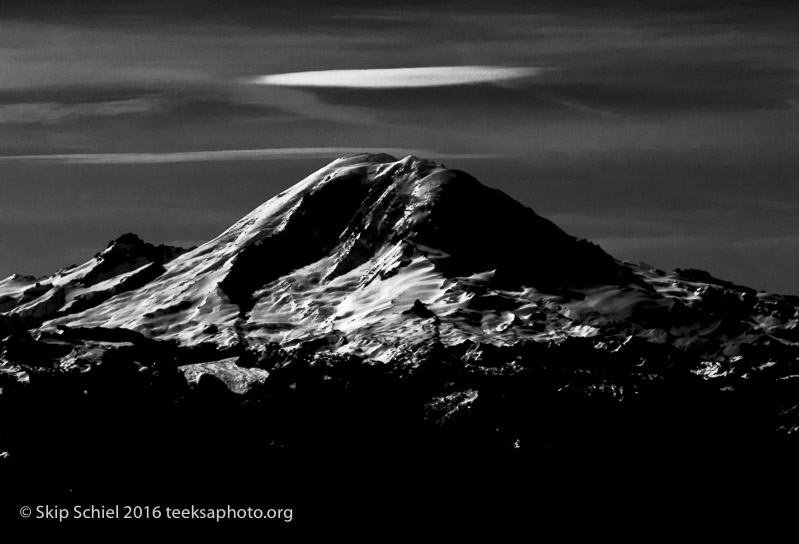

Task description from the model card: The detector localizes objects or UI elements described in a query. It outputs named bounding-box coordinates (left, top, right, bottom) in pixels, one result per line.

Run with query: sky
left=1, top=1, right=798, bottom=294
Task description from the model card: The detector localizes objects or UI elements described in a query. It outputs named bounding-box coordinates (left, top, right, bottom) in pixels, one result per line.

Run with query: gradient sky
left=1, top=1, right=798, bottom=293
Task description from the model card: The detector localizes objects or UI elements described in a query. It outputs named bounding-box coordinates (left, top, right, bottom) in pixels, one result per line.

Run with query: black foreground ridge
left=2, top=153, right=799, bottom=519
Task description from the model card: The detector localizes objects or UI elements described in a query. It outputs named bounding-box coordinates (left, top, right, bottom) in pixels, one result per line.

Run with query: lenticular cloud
left=248, top=66, right=541, bottom=89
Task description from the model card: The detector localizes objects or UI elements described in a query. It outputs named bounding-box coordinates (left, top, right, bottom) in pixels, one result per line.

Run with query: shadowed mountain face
left=2, top=154, right=799, bottom=511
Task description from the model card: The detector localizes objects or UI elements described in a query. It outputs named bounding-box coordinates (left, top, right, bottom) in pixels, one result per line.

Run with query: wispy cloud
left=247, top=66, right=542, bottom=89
left=0, top=148, right=503, bottom=164
left=0, top=98, right=161, bottom=124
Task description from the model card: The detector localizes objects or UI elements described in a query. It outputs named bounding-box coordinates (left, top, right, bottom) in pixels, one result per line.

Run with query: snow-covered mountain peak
left=34, top=153, right=627, bottom=350
left=0, top=153, right=792, bottom=369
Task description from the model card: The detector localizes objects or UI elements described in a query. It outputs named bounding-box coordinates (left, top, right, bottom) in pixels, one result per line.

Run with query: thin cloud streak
left=0, top=148, right=505, bottom=164
left=248, top=66, right=542, bottom=89
left=0, top=99, right=161, bottom=124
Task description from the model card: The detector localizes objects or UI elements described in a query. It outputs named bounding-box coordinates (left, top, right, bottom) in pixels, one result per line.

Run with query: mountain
left=3, top=153, right=796, bottom=367
left=0, top=233, right=187, bottom=323
left=31, top=154, right=622, bottom=352
left=2, top=153, right=799, bottom=512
